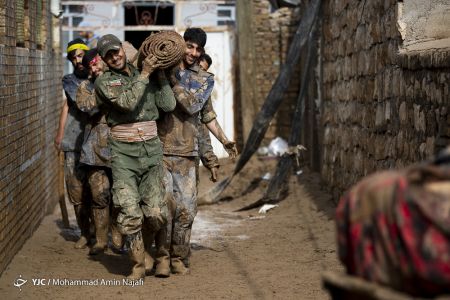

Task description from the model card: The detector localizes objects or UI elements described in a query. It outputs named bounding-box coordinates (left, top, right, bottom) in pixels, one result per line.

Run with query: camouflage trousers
left=64, top=151, right=90, bottom=206
left=110, top=145, right=168, bottom=235
left=86, top=167, right=111, bottom=209
left=163, top=155, right=197, bottom=260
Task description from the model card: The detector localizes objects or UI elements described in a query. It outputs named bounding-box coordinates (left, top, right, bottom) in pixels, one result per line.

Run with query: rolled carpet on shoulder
left=137, top=31, right=185, bottom=69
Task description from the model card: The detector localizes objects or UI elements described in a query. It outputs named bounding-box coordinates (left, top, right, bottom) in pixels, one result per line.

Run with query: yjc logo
left=13, top=275, right=27, bottom=291
left=32, top=278, right=47, bottom=285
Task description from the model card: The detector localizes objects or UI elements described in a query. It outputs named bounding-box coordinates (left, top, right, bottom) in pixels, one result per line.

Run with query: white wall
left=204, top=31, right=235, bottom=158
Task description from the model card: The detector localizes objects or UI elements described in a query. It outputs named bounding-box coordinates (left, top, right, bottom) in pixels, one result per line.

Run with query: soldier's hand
left=141, top=54, right=160, bottom=76
left=224, top=141, right=238, bottom=159
left=54, top=136, right=62, bottom=152
left=209, top=167, right=218, bottom=182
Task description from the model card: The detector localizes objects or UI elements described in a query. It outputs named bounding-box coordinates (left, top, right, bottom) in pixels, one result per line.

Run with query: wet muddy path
left=0, top=158, right=342, bottom=299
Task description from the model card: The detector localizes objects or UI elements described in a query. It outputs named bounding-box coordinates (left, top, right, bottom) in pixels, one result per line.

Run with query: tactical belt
left=110, top=121, right=157, bottom=142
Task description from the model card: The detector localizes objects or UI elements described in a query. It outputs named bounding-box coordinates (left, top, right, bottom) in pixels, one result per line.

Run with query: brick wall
left=237, top=0, right=449, bottom=197
left=0, top=0, right=62, bottom=274
left=321, top=0, right=450, bottom=198
left=236, top=0, right=302, bottom=142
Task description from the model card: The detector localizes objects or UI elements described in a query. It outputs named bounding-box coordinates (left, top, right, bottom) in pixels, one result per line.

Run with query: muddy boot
left=144, top=251, right=155, bottom=275
left=127, top=231, right=145, bottom=280
left=111, top=223, right=124, bottom=251
left=73, top=204, right=90, bottom=249
left=183, top=255, right=190, bottom=268
left=154, top=228, right=170, bottom=278
left=110, top=207, right=124, bottom=251
left=171, top=257, right=189, bottom=275
left=89, top=206, right=109, bottom=255
left=142, top=223, right=155, bottom=275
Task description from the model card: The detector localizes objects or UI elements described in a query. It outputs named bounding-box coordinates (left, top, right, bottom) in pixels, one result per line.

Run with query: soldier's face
left=103, top=47, right=126, bottom=71
left=70, top=49, right=86, bottom=72
left=89, top=55, right=106, bottom=77
left=184, top=41, right=203, bottom=67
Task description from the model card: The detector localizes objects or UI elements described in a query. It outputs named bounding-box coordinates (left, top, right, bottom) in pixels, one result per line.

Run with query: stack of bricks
left=0, top=0, right=62, bottom=274
left=237, top=0, right=302, bottom=142
left=321, top=0, right=450, bottom=199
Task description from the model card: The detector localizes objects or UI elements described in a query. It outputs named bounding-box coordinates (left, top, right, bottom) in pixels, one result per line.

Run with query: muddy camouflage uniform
left=61, top=73, right=91, bottom=243
left=77, top=80, right=111, bottom=208
left=76, top=80, right=123, bottom=254
left=62, top=74, right=90, bottom=203
left=158, top=64, right=216, bottom=264
left=95, top=63, right=176, bottom=235
left=196, top=104, right=220, bottom=187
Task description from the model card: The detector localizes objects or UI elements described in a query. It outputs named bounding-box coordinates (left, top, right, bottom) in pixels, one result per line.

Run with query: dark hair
left=183, top=28, right=207, bottom=48
left=82, top=48, right=98, bottom=68
left=200, top=53, right=212, bottom=68
left=67, top=38, right=87, bottom=61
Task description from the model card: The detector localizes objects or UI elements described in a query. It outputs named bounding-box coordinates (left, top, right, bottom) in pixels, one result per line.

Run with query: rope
left=137, top=31, right=185, bottom=69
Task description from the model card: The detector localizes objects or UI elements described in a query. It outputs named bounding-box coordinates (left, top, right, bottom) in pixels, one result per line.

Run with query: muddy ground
left=0, top=157, right=342, bottom=299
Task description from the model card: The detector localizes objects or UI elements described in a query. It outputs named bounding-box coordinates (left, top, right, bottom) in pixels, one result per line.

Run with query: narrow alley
left=1, top=0, right=450, bottom=299
left=0, top=158, right=340, bottom=299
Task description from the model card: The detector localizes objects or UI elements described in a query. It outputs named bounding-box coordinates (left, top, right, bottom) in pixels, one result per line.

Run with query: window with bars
left=37, top=0, right=43, bottom=49
left=15, top=0, right=45, bottom=49
left=16, top=0, right=26, bottom=47
left=217, top=4, right=235, bottom=26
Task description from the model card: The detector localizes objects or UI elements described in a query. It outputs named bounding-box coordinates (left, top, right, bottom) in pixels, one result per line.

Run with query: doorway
left=124, top=2, right=175, bottom=49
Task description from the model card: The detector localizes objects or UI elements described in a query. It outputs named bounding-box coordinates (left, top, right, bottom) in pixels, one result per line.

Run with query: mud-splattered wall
left=0, top=0, right=62, bottom=274
left=321, top=0, right=450, bottom=198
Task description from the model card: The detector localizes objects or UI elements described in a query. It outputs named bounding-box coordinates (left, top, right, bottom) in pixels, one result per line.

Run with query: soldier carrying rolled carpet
left=94, top=34, right=176, bottom=279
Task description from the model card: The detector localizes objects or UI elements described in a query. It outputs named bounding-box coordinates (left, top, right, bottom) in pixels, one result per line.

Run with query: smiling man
left=94, top=34, right=176, bottom=279
left=75, top=49, right=125, bottom=256
left=158, top=28, right=237, bottom=275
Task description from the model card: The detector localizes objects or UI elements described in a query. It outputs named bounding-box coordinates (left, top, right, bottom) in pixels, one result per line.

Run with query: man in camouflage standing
left=54, top=38, right=91, bottom=249
left=76, top=49, right=123, bottom=255
left=159, top=28, right=237, bottom=274
left=94, top=34, right=176, bottom=279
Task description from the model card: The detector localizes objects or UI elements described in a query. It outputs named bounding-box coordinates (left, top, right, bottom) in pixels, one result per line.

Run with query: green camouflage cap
left=97, top=34, right=122, bottom=57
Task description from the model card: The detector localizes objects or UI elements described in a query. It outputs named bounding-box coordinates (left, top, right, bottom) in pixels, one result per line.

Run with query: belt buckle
left=137, top=127, right=145, bottom=140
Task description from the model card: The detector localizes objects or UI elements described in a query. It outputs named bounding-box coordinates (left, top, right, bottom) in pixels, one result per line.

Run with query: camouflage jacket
left=95, top=63, right=176, bottom=160
left=61, top=73, right=89, bottom=152
left=76, top=80, right=111, bottom=167
left=158, top=64, right=216, bottom=157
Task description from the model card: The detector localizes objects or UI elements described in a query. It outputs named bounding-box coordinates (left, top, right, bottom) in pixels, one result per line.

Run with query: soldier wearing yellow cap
left=54, top=38, right=92, bottom=249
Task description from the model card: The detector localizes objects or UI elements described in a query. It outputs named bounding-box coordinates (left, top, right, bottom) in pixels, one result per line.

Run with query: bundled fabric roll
left=137, top=31, right=185, bottom=69
left=336, top=152, right=450, bottom=298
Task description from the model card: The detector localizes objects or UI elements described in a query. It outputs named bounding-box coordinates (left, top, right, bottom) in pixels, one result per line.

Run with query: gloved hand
left=141, top=54, right=160, bottom=77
